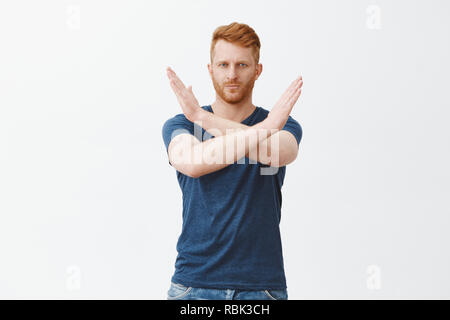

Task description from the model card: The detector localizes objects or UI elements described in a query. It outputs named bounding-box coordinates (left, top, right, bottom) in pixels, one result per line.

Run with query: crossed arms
left=166, top=67, right=303, bottom=178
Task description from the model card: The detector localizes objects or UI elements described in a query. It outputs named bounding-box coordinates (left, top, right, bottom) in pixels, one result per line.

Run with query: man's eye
left=219, top=63, right=247, bottom=67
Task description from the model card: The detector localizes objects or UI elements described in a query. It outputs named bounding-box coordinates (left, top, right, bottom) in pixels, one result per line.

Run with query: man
left=162, top=22, right=303, bottom=300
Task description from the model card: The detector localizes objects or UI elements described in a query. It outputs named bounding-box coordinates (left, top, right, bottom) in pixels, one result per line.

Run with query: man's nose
left=227, top=66, right=238, bottom=80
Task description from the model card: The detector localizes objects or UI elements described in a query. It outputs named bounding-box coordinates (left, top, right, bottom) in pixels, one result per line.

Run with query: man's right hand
left=166, top=66, right=205, bottom=122
left=266, top=75, right=303, bottom=130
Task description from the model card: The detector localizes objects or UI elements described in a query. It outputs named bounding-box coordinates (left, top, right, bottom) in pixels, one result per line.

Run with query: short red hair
left=210, top=22, right=261, bottom=65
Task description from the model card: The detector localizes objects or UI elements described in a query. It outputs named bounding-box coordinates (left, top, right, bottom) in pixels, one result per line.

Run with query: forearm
left=188, top=117, right=277, bottom=177
left=194, top=109, right=274, bottom=165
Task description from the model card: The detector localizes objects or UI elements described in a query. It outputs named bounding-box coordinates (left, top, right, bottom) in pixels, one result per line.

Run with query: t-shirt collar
left=206, top=105, right=259, bottom=124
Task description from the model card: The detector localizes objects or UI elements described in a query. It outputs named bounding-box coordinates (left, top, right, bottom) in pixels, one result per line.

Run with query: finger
left=290, top=84, right=302, bottom=100
left=166, top=67, right=176, bottom=79
left=280, top=78, right=300, bottom=103
left=287, top=88, right=302, bottom=107
left=287, top=78, right=303, bottom=98
left=167, top=66, right=177, bottom=77
left=280, top=82, right=301, bottom=108
left=169, top=79, right=182, bottom=97
left=171, top=85, right=185, bottom=106
left=170, top=79, right=192, bottom=108
left=167, top=68, right=187, bottom=91
left=286, top=76, right=302, bottom=95
left=291, top=80, right=302, bottom=96
left=166, top=68, right=179, bottom=85
left=173, top=77, right=187, bottom=95
left=293, top=77, right=303, bottom=91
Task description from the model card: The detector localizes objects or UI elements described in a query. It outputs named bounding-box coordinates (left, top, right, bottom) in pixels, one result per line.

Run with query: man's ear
left=255, top=63, right=263, bottom=80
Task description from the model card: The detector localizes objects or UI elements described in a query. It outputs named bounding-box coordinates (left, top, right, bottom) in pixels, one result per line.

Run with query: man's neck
left=211, top=99, right=256, bottom=123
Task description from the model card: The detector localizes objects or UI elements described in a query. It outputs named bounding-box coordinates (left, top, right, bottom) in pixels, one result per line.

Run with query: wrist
left=188, top=108, right=207, bottom=123
left=264, top=113, right=285, bottom=131
left=266, top=111, right=289, bottom=130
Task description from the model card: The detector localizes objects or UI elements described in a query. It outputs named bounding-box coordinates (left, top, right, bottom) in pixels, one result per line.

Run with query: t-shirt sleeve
left=281, top=115, right=303, bottom=145
left=162, top=114, right=195, bottom=166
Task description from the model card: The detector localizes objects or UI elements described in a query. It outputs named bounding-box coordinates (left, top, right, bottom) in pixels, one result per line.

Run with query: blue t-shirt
left=161, top=105, right=302, bottom=290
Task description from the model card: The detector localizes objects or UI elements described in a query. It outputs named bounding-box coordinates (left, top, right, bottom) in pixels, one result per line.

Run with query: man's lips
left=225, top=85, right=240, bottom=88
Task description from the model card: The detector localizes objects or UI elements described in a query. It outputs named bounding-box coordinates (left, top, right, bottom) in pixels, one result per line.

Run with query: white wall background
left=0, top=0, right=449, bottom=299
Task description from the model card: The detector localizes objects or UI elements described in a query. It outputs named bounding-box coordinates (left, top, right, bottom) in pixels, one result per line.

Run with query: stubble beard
left=212, top=77, right=255, bottom=104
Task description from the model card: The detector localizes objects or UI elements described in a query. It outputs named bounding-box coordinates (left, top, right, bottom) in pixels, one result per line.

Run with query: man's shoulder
left=163, top=113, right=189, bottom=130
left=162, top=113, right=191, bottom=136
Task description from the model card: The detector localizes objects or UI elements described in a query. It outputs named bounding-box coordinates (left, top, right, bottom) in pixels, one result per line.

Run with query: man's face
left=208, top=39, right=262, bottom=104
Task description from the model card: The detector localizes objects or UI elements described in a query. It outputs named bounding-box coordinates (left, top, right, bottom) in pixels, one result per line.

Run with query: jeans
left=167, top=281, right=288, bottom=300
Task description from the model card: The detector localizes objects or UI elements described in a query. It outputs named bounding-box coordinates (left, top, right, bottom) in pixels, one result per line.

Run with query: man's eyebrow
left=216, top=60, right=250, bottom=64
